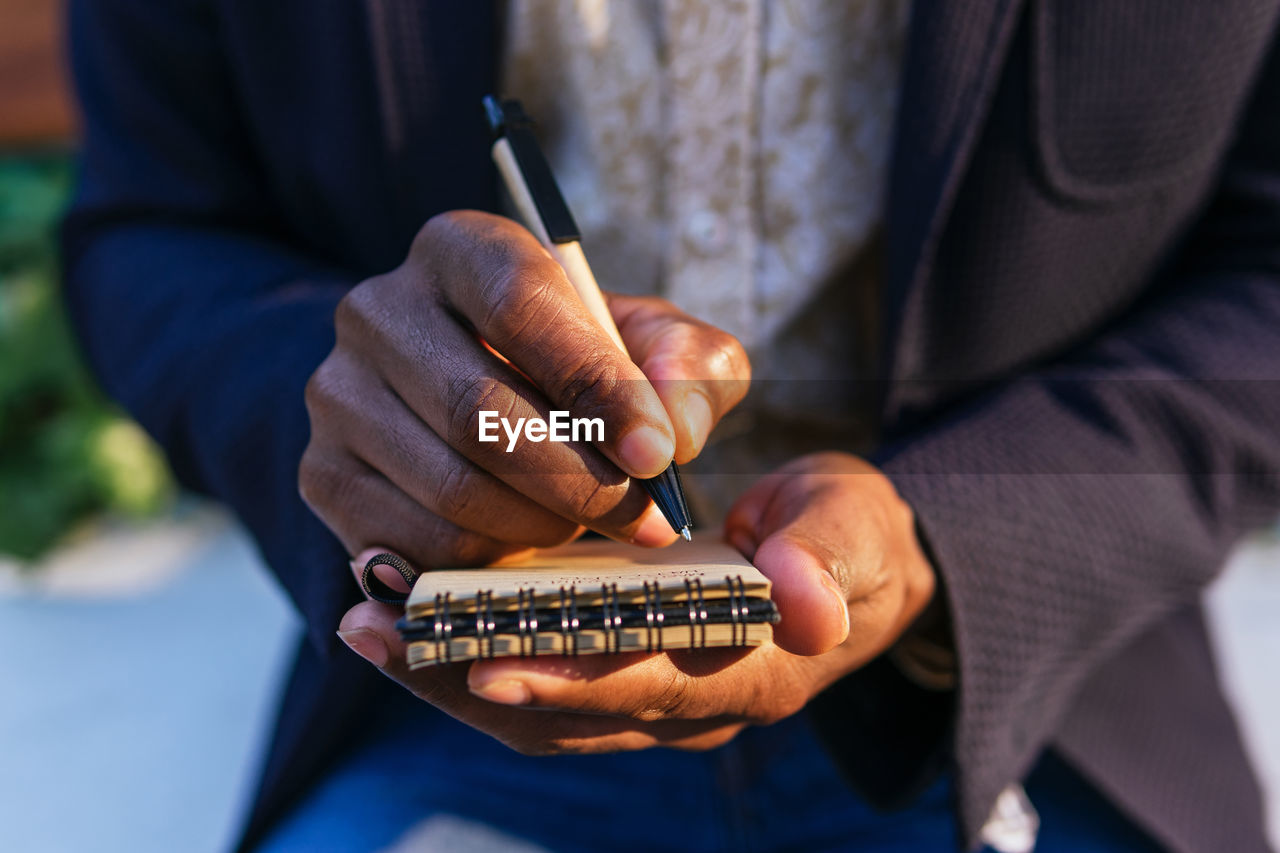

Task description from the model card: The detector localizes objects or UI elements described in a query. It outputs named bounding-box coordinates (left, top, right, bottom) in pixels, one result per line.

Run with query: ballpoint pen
left=482, top=95, right=693, bottom=541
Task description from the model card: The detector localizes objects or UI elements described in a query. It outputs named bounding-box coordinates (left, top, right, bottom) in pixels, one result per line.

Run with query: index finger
left=607, top=293, right=751, bottom=464
left=418, top=211, right=676, bottom=479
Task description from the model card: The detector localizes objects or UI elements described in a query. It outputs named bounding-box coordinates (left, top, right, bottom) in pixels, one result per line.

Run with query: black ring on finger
left=361, top=552, right=418, bottom=604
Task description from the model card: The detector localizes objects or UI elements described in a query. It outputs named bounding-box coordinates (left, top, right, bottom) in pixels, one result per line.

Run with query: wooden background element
left=0, top=0, right=76, bottom=146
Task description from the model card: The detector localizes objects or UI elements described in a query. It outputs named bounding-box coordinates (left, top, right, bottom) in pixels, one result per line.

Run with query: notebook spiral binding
left=559, top=586, right=580, bottom=656
left=476, top=589, right=496, bottom=659
left=642, top=581, right=664, bottom=653
left=420, top=575, right=757, bottom=661
left=516, top=587, right=537, bottom=657
left=726, top=574, right=745, bottom=647
left=685, top=578, right=708, bottom=648
left=434, top=592, right=453, bottom=664
left=602, top=582, right=622, bottom=653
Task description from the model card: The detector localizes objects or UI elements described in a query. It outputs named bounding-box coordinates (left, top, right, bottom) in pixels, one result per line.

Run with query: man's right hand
left=299, top=210, right=750, bottom=569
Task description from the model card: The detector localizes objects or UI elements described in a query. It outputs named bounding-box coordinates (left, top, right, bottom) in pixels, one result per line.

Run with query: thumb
left=724, top=468, right=852, bottom=657
left=750, top=530, right=852, bottom=657
left=337, top=600, right=404, bottom=670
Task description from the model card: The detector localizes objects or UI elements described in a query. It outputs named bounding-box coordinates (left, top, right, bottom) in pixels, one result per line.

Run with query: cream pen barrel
left=482, top=95, right=693, bottom=541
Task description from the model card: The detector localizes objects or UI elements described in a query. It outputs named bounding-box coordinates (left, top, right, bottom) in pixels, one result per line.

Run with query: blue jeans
left=258, top=688, right=1163, bottom=852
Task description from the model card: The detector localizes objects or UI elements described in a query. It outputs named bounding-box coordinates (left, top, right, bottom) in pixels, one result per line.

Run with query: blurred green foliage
left=0, top=154, right=174, bottom=562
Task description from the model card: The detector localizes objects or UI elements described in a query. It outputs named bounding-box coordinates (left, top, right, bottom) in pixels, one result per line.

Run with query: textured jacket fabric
left=61, top=1, right=1280, bottom=851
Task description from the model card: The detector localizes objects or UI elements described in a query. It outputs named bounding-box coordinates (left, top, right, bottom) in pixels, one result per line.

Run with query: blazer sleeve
left=814, top=26, right=1280, bottom=847
left=61, top=0, right=359, bottom=653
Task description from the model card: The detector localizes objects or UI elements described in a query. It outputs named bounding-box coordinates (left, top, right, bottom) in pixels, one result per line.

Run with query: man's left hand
left=336, top=452, right=936, bottom=754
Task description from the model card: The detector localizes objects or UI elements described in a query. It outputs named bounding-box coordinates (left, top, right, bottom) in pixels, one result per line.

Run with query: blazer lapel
left=882, top=0, right=1027, bottom=403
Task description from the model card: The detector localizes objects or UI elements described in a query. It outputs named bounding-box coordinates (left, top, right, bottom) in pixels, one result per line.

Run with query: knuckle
left=416, top=210, right=529, bottom=292
left=564, top=476, right=623, bottom=525
left=479, top=263, right=563, bottom=345
left=420, top=209, right=465, bottom=237
left=635, top=668, right=693, bottom=721
left=705, top=328, right=751, bottom=384
left=297, top=449, right=356, bottom=515
left=446, top=373, right=514, bottom=449
left=553, top=349, right=625, bottom=416
left=303, top=357, right=344, bottom=418
left=296, top=448, right=322, bottom=508
left=429, top=527, right=509, bottom=570
left=414, top=210, right=473, bottom=255
left=334, top=280, right=386, bottom=343
left=424, top=462, right=477, bottom=522
left=791, top=467, right=829, bottom=496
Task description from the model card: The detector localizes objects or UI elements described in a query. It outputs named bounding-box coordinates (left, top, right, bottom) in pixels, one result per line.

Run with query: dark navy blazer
left=62, top=2, right=1280, bottom=851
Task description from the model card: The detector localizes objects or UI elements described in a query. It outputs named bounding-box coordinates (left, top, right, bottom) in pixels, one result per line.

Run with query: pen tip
left=681, top=526, right=692, bottom=542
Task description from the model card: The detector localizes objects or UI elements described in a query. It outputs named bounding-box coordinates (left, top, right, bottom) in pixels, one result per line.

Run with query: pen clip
left=483, top=95, right=581, bottom=244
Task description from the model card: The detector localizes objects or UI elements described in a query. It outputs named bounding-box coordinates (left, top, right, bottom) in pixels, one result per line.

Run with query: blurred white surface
left=0, top=507, right=300, bottom=853
left=0, top=513, right=1276, bottom=851
left=1206, top=534, right=1280, bottom=848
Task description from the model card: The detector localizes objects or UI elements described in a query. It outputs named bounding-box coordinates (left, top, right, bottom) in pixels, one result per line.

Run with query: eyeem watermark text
left=477, top=411, right=605, bottom=452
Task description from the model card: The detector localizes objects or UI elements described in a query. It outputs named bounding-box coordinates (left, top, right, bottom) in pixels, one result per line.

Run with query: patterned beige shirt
left=503, top=0, right=910, bottom=517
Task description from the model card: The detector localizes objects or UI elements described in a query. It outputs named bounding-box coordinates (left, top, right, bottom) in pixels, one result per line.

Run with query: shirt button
left=684, top=209, right=729, bottom=256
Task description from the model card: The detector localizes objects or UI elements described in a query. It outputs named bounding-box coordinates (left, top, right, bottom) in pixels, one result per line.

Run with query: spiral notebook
left=385, top=540, right=779, bottom=668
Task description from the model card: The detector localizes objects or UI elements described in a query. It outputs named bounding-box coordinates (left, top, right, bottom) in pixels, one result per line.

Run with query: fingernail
left=633, top=504, right=678, bottom=546
left=618, top=426, right=675, bottom=478
left=470, top=678, right=532, bottom=706
left=820, top=574, right=851, bottom=641
left=337, top=628, right=389, bottom=668
left=683, top=393, right=713, bottom=455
